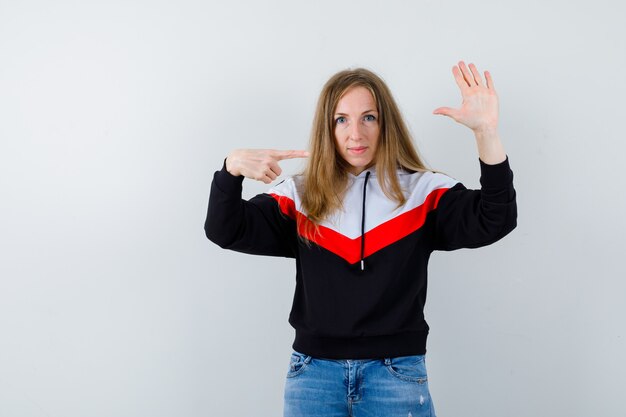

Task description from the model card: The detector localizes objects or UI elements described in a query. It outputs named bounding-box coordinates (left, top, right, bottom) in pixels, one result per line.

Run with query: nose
left=349, top=121, right=365, bottom=141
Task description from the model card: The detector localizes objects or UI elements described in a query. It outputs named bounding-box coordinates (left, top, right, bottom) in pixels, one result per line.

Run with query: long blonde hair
left=300, top=68, right=429, bottom=231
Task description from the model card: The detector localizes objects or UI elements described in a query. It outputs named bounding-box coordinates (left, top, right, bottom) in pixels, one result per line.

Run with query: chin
left=347, top=159, right=374, bottom=174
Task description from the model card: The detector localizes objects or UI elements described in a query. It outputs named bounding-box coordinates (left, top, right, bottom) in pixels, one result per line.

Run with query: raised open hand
left=433, top=61, right=498, bottom=133
left=226, top=149, right=309, bottom=184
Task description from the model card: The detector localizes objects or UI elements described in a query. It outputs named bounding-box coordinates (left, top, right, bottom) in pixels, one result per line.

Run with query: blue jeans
left=283, top=350, right=436, bottom=417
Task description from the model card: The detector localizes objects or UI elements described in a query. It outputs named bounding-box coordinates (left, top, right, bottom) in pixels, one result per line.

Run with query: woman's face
left=333, top=86, right=380, bottom=175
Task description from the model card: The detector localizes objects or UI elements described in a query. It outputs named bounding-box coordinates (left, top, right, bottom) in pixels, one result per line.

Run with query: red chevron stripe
left=270, top=188, right=449, bottom=264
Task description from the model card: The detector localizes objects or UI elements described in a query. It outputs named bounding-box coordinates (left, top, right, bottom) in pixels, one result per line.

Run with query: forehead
left=335, top=86, right=377, bottom=113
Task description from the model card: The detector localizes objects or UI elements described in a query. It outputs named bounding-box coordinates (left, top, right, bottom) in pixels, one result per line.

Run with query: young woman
left=205, top=61, right=517, bottom=417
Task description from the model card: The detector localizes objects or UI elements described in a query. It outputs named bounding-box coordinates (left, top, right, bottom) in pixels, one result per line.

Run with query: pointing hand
left=226, top=149, right=310, bottom=184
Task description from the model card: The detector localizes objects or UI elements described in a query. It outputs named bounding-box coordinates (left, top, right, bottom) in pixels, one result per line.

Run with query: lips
left=348, top=146, right=368, bottom=154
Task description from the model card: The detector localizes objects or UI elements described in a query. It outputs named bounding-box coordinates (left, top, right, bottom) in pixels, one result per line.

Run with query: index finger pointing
left=271, top=150, right=310, bottom=160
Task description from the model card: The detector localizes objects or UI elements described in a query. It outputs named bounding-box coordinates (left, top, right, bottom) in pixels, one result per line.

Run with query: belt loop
left=384, top=357, right=392, bottom=365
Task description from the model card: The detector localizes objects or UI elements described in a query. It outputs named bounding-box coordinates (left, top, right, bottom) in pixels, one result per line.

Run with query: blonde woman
left=205, top=61, right=517, bottom=417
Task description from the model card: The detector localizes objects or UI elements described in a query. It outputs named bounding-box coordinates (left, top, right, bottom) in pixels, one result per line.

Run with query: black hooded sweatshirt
left=205, top=157, right=517, bottom=359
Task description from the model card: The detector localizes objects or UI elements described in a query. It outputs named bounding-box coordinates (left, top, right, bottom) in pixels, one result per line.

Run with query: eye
left=335, top=116, right=347, bottom=124
left=364, top=114, right=377, bottom=122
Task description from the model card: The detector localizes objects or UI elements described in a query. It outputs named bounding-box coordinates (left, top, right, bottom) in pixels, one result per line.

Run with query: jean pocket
left=286, top=350, right=312, bottom=378
left=384, top=354, right=428, bottom=384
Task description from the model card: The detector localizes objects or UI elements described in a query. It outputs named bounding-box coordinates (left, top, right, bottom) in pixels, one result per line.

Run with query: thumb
left=432, top=107, right=458, bottom=118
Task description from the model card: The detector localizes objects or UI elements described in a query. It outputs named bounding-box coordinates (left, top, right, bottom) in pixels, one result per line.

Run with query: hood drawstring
left=360, top=171, right=371, bottom=271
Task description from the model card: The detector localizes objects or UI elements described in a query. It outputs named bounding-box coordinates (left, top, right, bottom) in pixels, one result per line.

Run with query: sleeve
left=432, top=156, right=517, bottom=251
left=204, top=160, right=297, bottom=258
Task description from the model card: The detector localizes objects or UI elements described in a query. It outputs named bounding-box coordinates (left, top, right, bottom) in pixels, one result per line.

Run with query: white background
left=1, top=0, right=625, bottom=416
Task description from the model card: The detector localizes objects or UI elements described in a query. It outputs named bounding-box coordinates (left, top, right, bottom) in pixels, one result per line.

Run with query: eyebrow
left=334, top=109, right=378, bottom=116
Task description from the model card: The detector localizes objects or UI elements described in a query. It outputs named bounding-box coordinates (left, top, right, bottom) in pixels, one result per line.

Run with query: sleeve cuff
left=479, top=156, right=513, bottom=189
left=213, top=158, right=244, bottom=192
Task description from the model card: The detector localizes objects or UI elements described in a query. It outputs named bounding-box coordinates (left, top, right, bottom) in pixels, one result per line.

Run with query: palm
left=433, top=61, right=499, bottom=132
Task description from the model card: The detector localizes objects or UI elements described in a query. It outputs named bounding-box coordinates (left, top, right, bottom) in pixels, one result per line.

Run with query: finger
left=254, top=166, right=277, bottom=182
left=451, top=66, right=469, bottom=92
left=485, top=70, right=495, bottom=90
left=271, top=150, right=310, bottom=161
left=468, top=63, right=483, bottom=86
left=458, top=61, right=476, bottom=87
left=268, top=160, right=282, bottom=177
left=265, top=169, right=278, bottom=181
left=432, top=107, right=459, bottom=119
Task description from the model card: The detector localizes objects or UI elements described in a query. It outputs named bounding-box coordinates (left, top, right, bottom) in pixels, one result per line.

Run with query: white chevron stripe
left=269, top=169, right=458, bottom=240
